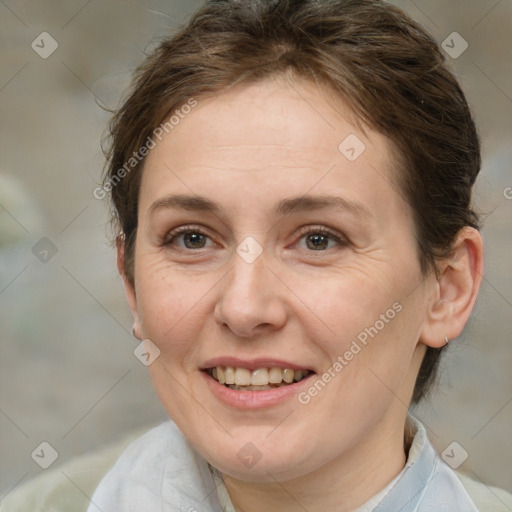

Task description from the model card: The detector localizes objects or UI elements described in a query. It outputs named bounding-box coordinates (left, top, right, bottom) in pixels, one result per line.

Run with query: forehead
left=139, top=78, right=405, bottom=219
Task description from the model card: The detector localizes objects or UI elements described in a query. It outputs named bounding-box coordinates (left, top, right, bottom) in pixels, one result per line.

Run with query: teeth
left=268, top=367, right=283, bottom=384
left=282, top=368, right=294, bottom=383
left=225, top=366, right=235, bottom=385
left=251, top=368, right=269, bottom=385
left=235, top=368, right=251, bottom=386
left=209, top=366, right=310, bottom=387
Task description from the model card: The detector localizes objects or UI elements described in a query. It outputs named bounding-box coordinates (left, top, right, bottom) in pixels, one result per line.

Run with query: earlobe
left=116, top=235, right=142, bottom=339
left=420, top=227, right=484, bottom=348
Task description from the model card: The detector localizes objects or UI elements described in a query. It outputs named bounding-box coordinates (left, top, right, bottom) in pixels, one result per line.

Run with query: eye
left=296, top=226, right=347, bottom=251
left=164, top=226, right=216, bottom=249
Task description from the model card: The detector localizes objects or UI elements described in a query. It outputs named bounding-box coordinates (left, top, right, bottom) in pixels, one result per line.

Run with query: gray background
left=1, top=0, right=511, bottom=501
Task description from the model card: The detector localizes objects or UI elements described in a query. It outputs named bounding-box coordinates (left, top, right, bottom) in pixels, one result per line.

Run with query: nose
left=213, top=251, right=287, bottom=338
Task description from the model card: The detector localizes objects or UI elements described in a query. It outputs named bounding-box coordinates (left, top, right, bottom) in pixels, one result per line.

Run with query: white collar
left=89, top=415, right=479, bottom=512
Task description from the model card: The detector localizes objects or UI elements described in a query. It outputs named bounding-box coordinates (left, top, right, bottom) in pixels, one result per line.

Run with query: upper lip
left=200, top=357, right=315, bottom=372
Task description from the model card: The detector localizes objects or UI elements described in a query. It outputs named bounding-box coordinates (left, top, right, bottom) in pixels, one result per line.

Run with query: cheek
left=296, top=265, right=403, bottom=340
left=298, top=263, right=422, bottom=385
left=135, top=259, right=211, bottom=357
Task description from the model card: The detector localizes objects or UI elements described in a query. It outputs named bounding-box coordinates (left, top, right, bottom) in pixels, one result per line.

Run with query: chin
left=196, top=427, right=326, bottom=483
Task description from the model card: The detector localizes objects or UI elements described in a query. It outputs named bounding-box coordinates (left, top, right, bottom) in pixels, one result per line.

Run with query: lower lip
left=201, top=371, right=314, bottom=410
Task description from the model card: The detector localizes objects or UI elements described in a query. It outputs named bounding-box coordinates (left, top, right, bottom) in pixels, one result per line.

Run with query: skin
left=118, top=77, right=483, bottom=511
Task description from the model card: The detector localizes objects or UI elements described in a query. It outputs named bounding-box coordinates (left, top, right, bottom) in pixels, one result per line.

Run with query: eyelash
left=163, top=224, right=347, bottom=252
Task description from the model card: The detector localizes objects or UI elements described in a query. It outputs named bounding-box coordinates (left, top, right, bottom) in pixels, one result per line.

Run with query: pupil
left=307, top=234, right=328, bottom=250
left=184, top=233, right=205, bottom=248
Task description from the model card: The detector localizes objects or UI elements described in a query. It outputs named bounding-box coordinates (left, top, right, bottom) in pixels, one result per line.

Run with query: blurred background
left=1, top=0, right=511, bottom=501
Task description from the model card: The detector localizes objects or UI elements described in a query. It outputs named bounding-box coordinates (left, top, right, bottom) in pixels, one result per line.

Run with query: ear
left=420, top=226, right=484, bottom=348
left=116, top=235, right=142, bottom=339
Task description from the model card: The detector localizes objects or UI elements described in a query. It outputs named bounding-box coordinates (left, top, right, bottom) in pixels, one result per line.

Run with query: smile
left=205, top=366, right=313, bottom=390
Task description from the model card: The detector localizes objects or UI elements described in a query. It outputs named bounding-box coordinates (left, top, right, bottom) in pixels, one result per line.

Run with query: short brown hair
left=102, top=0, right=481, bottom=403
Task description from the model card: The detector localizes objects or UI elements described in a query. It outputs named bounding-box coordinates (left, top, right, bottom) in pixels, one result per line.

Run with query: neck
left=222, top=412, right=409, bottom=512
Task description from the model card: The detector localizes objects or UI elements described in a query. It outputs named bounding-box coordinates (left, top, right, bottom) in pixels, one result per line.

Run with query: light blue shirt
left=88, top=416, right=480, bottom=511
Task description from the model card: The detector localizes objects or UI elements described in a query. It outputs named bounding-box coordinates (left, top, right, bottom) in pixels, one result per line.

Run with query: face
left=126, top=78, right=434, bottom=482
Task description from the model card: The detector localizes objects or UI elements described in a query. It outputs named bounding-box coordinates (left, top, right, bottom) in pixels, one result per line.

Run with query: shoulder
left=0, top=424, right=161, bottom=512
left=456, top=472, right=512, bottom=512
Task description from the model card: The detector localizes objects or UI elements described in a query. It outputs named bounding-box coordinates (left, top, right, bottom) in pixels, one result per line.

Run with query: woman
left=88, top=0, right=508, bottom=510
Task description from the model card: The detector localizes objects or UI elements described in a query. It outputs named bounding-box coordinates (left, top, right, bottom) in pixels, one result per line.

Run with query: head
left=104, top=0, right=483, bottom=483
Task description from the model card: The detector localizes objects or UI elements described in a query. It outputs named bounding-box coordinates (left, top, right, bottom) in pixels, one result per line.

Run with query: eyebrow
left=148, top=193, right=372, bottom=219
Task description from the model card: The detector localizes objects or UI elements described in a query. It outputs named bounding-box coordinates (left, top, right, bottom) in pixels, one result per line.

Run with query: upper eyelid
left=295, top=225, right=342, bottom=237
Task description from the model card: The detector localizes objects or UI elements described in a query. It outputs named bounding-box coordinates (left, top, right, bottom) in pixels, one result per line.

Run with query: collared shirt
left=88, top=416, right=481, bottom=511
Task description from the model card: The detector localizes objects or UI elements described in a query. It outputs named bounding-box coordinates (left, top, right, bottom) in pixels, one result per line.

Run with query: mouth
left=204, top=366, right=314, bottom=391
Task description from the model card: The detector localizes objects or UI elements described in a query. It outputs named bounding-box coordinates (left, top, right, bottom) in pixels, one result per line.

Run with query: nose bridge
left=224, top=250, right=271, bottom=311
left=214, top=246, right=286, bottom=336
